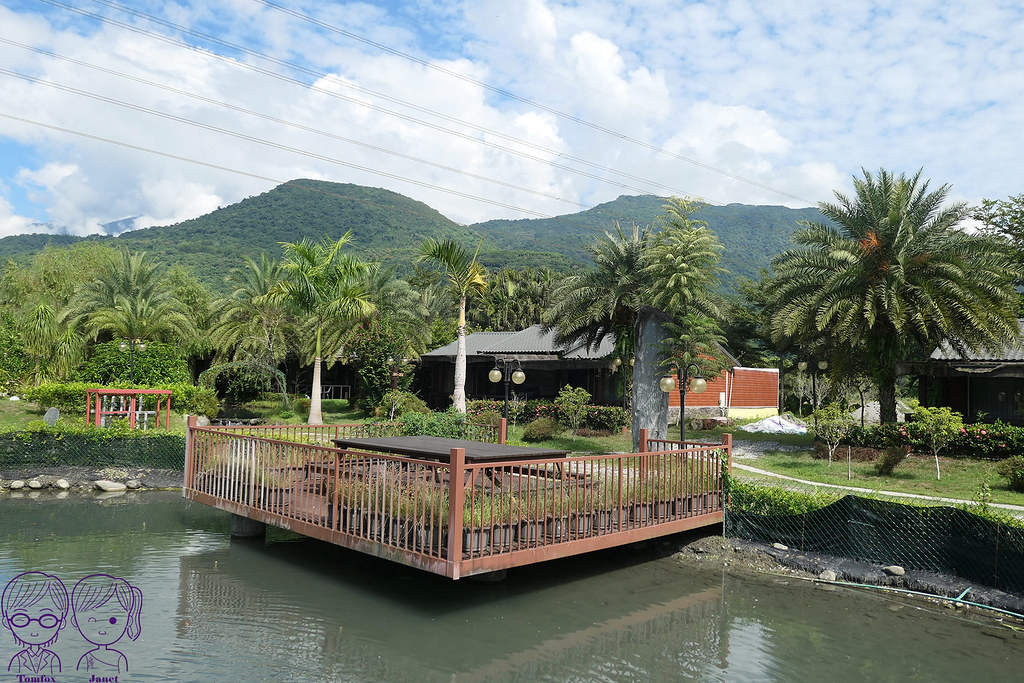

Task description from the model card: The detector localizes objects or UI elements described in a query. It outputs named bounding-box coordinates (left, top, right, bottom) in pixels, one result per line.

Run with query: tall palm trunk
left=631, top=307, right=670, bottom=449
left=453, top=295, right=468, bottom=413
left=309, top=326, right=324, bottom=425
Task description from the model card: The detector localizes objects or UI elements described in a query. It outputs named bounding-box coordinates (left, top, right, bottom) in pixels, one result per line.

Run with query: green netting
left=0, top=432, right=185, bottom=470
left=726, top=493, right=1024, bottom=594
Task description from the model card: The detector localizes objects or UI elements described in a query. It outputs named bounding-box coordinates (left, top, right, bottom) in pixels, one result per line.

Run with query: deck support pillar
left=230, top=513, right=266, bottom=539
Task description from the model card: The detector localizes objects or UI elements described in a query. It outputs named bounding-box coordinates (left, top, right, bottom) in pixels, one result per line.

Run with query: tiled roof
left=930, top=322, right=1024, bottom=362
left=420, top=331, right=517, bottom=358
left=422, top=325, right=615, bottom=360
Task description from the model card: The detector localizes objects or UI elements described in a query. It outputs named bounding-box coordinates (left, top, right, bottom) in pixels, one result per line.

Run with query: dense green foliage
left=0, top=312, right=30, bottom=394
left=554, top=385, right=591, bottom=440
left=727, top=480, right=842, bottom=515
left=466, top=399, right=628, bottom=432
left=842, top=420, right=1024, bottom=460
left=25, top=381, right=219, bottom=417
left=398, top=408, right=471, bottom=438
left=80, top=340, right=191, bottom=385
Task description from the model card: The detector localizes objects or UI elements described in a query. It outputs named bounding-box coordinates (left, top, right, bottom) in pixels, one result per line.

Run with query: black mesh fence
left=726, top=480, right=1024, bottom=595
left=0, top=432, right=185, bottom=470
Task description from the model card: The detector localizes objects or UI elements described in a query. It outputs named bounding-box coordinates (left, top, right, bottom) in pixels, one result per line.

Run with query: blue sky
left=1, top=0, right=1023, bottom=237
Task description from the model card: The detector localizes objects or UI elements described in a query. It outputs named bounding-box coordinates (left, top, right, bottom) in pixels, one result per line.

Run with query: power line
left=0, top=38, right=591, bottom=212
left=0, top=111, right=666, bottom=245
left=251, top=0, right=815, bottom=204
left=38, top=0, right=713, bottom=202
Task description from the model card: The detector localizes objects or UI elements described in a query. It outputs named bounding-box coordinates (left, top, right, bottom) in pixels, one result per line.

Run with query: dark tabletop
left=331, top=435, right=569, bottom=463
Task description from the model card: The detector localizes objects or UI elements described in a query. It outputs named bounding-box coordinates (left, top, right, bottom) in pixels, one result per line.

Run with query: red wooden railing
left=183, top=420, right=728, bottom=579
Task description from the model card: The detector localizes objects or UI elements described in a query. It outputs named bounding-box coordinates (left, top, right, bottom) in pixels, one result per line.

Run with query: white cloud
left=0, top=0, right=1023, bottom=238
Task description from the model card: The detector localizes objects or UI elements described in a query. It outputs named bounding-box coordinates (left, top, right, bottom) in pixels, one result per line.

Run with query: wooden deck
left=183, top=419, right=730, bottom=579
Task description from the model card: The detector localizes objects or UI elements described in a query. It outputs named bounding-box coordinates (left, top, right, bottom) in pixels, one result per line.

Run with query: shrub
left=875, top=446, right=910, bottom=476
left=80, top=340, right=191, bottom=386
left=522, top=417, right=562, bottom=442
left=295, top=397, right=311, bottom=418
left=400, top=409, right=470, bottom=439
left=474, top=409, right=502, bottom=426
left=996, top=456, right=1024, bottom=492
left=25, top=381, right=219, bottom=417
left=321, top=399, right=347, bottom=413
left=555, top=385, right=591, bottom=441
left=375, top=391, right=429, bottom=420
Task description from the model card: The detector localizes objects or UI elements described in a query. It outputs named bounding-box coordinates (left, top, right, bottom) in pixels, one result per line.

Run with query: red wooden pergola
left=85, top=388, right=173, bottom=430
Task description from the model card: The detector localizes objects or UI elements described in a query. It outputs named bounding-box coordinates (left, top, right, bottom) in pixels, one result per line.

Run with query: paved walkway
left=732, top=461, right=1024, bottom=515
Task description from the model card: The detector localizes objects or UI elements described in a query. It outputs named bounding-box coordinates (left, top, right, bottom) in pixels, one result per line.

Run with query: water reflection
left=0, top=492, right=1021, bottom=682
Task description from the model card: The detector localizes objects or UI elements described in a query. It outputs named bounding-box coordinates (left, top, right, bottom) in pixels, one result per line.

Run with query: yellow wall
left=726, top=407, right=778, bottom=420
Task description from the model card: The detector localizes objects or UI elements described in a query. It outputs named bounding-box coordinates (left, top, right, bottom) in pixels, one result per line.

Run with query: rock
left=8, top=395, right=19, bottom=401
left=94, top=480, right=127, bottom=492
left=54, top=479, right=70, bottom=490
left=28, top=480, right=42, bottom=489
left=883, top=565, right=906, bottom=576
left=196, top=415, right=211, bottom=427
left=9, top=480, right=25, bottom=490
left=819, top=569, right=837, bottom=581
left=772, top=543, right=789, bottom=551
left=126, top=479, right=142, bottom=490
left=43, top=406, right=60, bottom=426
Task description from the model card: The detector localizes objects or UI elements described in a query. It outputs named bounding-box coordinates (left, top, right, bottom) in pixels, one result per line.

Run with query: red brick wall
left=667, top=367, right=778, bottom=408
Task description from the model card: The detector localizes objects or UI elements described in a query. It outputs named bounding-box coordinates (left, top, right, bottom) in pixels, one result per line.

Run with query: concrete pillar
left=230, top=513, right=266, bottom=539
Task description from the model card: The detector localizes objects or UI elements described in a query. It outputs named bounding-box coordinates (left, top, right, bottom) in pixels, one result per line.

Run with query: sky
left=0, top=0, right=1022, bottom=238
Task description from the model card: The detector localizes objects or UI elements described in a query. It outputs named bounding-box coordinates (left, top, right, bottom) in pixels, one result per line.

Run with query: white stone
left=94, top=480, right=127, bottom=492
left=772, top=542, right=789, bottom=551
left=126, top=480, right=142, bottom=489
left=819, top=570, right=837, bottom=582
left=9, top=480, right=25, bottom=490
left=28, top=480, right=42, bottom=489
left=883, top=565, right=906, bottom=577
left=55, top=479, right=70, bottom=490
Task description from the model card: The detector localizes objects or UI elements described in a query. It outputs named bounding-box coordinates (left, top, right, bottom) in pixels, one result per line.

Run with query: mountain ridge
left=0, top=179, right=822, bottom=291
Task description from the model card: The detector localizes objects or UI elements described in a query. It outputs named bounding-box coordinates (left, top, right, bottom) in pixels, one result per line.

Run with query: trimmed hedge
left=467, top=399, right=628, bottom=432
left=25, top=382, right=219, bottom=417
left=0, top=422, right=184, bottom=469
left=843, top=420, right=1024, bottom=460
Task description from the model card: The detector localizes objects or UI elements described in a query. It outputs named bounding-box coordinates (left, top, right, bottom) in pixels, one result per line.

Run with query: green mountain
left=0, top=179, right=822, bottom=291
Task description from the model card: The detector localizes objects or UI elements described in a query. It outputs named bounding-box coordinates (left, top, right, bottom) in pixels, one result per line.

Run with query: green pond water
left=0, top=491, right=1021, bottom=681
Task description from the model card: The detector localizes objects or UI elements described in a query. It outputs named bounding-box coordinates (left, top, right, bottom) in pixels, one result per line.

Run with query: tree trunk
left=878, top=376, right=898, bottom=423
left=453, top=296, right=468, bottom=413
left=631, top=308, right=670, bottom=450
left=308, top=356, right=324, bottom=425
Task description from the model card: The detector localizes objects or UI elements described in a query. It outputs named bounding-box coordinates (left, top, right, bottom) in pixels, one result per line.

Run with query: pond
left=0, top=491, right=1020, bottom=681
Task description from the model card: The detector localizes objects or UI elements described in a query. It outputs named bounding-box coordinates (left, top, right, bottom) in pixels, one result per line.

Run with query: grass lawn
left=744, top=449, right=1024, bottom=507
left=0, top=398, right=45, bottom=429
left=507, top=425, right=635, bottom=454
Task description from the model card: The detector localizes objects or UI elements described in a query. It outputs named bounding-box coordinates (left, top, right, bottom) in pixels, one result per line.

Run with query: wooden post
left=723, top=432, right=732, bottom=472
left=129, top=394, right=137, bottom=430
left=638, top=428, right=649, bottom=453
left=498, top=417, right=507, bottom=445
left=447, top=447, right=466, bottom=579
left=94, top=392, right=102, bottom=427
left=184, top=415, right=197, bottom=494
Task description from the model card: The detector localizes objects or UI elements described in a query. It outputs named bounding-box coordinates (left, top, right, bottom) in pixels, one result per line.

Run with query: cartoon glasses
left=8, top=613, right=60, bottom=628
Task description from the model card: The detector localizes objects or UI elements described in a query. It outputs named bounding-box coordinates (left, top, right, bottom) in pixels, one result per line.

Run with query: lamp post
left=800, top=359, right=829, bottom=427
left=488, top=358, right=525, bottom=419
left=660, top=362, right=707, bottom=445
left=118, top=338, right=146, bottom=384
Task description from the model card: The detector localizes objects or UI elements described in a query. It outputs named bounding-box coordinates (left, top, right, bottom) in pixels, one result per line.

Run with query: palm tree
left=209, top=254, right=293, bottom=390
left=19, top=300, right=83, bottom=385
left=768, top=168, right=1023, bottom=422
left=65, top=250, right=196, bottom=344
left=275, top=233, right=374, bottom=425
left=417, top=238, right=487, bottom=413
